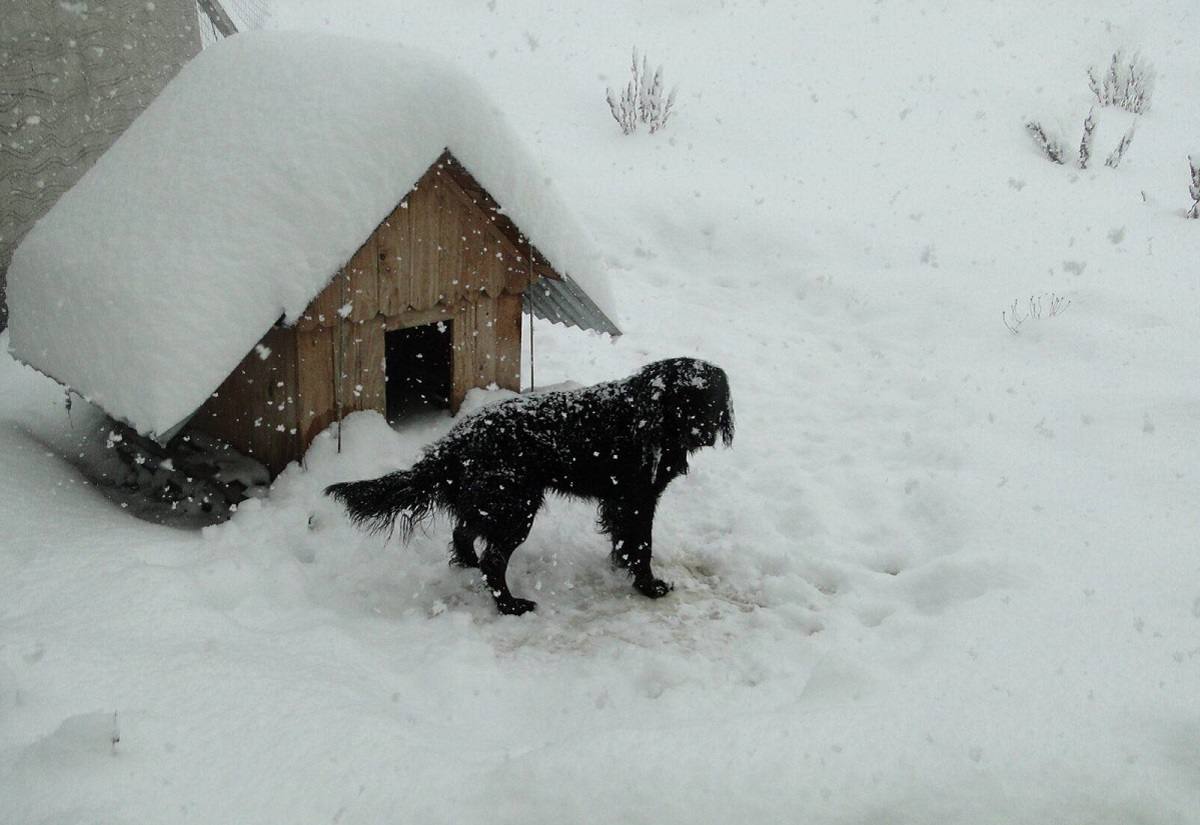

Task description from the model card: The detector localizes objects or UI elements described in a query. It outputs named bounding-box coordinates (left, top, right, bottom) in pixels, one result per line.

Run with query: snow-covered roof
left=7, top=31, right=616, bottom=441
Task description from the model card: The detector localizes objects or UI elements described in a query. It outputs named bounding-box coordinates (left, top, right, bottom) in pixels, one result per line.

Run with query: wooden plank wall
left=297, top=159, right=530, bottom=435
left=369, top=162, right=521, bottom=318
left=291, top=320, right=387, bottom=449
left=445, top=293, right=523, bottom=407
left=495, top=293, right=523, bottom=391
left=187, top=326, right=300, bottom=475
left=194, top=156, right=533, bottom=475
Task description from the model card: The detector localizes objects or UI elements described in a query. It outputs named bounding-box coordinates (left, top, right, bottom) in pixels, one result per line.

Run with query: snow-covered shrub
left=1077, top=108, right=1096, bottom=169
left=1104, top=122, right=1136, bottom=169
left=605, top=48, right=677, bottom=135
left=1027, top=111, right=1135, bottom=169
left=1025, top=120, right=1065, bottom=164
left=1088, top=50, right=1155, bottom=114
left=1187, top=156, right=1200, bottom=219
left=1027, top=51, right=1151, bottom=169
left=1003, top=293, right=1071, bottom=335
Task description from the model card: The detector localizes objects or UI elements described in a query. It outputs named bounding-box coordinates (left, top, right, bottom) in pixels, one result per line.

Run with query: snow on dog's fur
left=326, top=357, right=734, bottom=615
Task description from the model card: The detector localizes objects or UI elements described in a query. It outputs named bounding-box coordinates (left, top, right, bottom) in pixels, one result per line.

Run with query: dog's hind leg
left=478, top=535, right=537, bottom=616
left=599, top=497, right=673, bottom=600
left=450, top=521, right=480, bottom=569
left=457, top=482, right=541, bottom=615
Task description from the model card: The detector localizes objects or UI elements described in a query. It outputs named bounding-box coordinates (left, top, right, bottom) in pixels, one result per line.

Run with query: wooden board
left=296, top=237, right=378, bottom=331
left=377, top=199, right=412, bottom=316
left=339, top=318, right=387, bottom=416
left=449, top=299, right=475, bottom=412
left=295, top=327, right=338, bottom=449
left=503, top=257, right=533, bottom=295
left=187, top=326, right=300, bottom=475
left=297, top=270, right=346, bottom=331
left=288, top=318, right=389, bottom=460
left=472, top=296, right=498, bottom=389
left=407, top=178, right=440, bottom=312
left=438, top=194, right=466, bottom=305
left=345, top=234, right=379, bottom=324
left=383, top=305, right=455, bottom=331
left=458, top=203, right=485, bottom=301
left=495, top=293, right=523, bottom=391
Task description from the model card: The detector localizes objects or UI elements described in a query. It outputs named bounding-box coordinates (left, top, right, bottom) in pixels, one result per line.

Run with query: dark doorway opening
left=385, top=321, right=453, bottom=421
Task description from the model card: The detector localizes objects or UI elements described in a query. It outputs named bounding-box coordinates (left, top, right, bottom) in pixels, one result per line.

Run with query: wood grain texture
left=345, top=235, right=379, bottom=324
left=495, top=293, right=524, bottom=391
left=194, top=152, right=537, bottom=474
left=295, top=326, right=338, bottom=449
left=188, top=326, right=299, bottom=475
left=377, top=200, right=412, bottom=316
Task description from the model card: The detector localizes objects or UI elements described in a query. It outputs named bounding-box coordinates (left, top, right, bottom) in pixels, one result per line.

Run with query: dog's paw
left=634, top=577, right=674, bottom=599
left=496, top=596, right=538, bottom=616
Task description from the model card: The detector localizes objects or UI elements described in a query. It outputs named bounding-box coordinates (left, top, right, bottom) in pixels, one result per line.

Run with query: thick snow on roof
left=7, top=31, right=615, bottom=440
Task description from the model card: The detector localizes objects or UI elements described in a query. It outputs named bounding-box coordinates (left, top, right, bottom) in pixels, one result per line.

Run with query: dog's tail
left=324, top=456, right=445, bottom=538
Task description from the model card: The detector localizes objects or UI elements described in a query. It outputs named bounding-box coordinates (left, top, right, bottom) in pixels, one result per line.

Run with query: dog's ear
left=696, top=364, right=735, bottom=448
left=718, top=395, right=735, bottom=447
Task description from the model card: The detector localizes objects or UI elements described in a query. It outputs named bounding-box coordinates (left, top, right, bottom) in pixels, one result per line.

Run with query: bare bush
left=606, top=48, right=677, bottom=135
left=1003, top=293, right=1072, bottom=335
left=1104, top=122, right=1137, bottom=169
left=1028, top=109, right=1136, bottom=170
left=1187, top=156, right=1200, bottom=219
left=1028, top=49, right=1151, bottom=169
left=1088, top=50, right=1155, bottom=114
left=1078, top=108, right=1096, bottom=169
left=606, top=74, right=638, bottom=135
left=1026, top=121, right=1065, bottom=164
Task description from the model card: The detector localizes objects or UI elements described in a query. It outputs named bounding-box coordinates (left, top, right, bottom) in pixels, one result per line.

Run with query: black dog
left=325, top=357, right=734, bottom=615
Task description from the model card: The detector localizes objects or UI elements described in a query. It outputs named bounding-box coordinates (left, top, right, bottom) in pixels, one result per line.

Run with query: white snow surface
left=6, top=30, right=614, bottom=439
left=3, top=2, right=1200, bottom=823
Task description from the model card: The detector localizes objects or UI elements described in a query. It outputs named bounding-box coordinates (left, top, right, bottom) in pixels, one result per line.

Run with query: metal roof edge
left=525, top=273, right=621, bottom=337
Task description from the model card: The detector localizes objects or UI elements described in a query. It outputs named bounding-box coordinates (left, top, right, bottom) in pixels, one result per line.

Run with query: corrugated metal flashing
left=525, top=273, right=621, bottom=337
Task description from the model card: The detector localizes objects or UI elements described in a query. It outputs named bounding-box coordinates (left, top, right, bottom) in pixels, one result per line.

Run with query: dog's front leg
left=603, top=497, right=673, bottom=599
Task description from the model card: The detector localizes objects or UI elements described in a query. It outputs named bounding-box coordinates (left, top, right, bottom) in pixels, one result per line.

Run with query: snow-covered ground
left=3, top=1, right=1199, bottom=822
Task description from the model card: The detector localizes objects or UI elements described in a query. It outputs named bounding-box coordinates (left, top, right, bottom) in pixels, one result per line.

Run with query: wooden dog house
left=6, top=33, right=619, bottom=479
left=189, top=152, right=571, bottom=474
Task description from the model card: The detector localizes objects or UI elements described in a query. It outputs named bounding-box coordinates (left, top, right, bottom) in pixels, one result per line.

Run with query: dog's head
left=638, top=358, right=735, bottom=452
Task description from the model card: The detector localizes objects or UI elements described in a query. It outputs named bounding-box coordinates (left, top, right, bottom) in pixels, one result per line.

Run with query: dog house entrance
left=385, top=321, right=453, bottom=421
